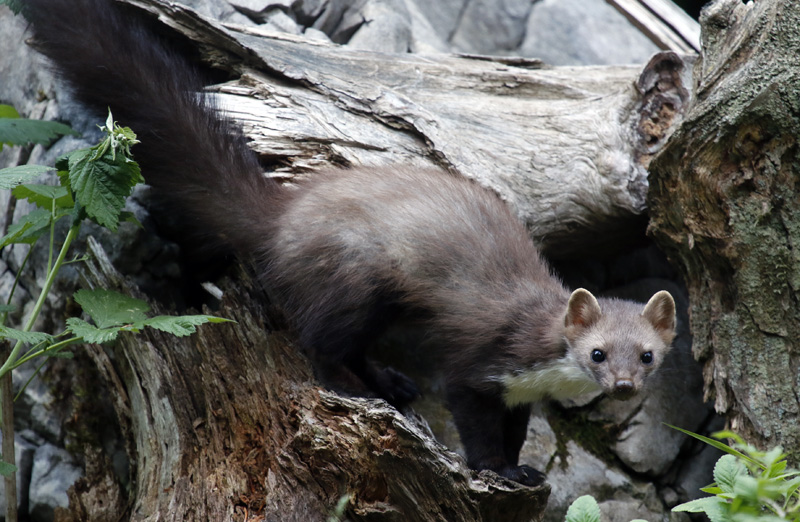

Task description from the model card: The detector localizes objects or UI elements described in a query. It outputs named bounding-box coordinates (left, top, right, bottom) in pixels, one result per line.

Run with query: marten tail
left=22, top=0, right=280, bottom=259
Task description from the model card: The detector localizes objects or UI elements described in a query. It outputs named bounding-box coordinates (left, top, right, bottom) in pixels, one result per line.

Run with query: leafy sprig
left=0, top=110, right=230, bottom=485
left=670, top=426, right=800, bottom=521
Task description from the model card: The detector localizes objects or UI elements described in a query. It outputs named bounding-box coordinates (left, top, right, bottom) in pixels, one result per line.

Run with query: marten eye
left=641, top=351, right=654, bottom=365
left=591, top=349, right=606, bottom=363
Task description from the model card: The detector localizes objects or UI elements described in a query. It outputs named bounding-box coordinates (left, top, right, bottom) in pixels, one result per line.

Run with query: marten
left=20, top=0, right=676, bottom=487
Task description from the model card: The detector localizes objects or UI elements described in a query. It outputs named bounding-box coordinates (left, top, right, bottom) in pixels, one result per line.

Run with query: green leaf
left=0, top=325, right=53, bottom=345
left=0, top=208, right=51, bottom=248
left=119, top=211, right=143, bottom=229
left=73, top=288, right=149, bottom=329
left=0, top=304, right=15, bottom=313
left=715, top=455, right=748, bottom=494
left=0, top=117, right=78, bottom=150
left=63, top=145, right=142, bottom=231
left=784, top=476, right=800, bottom=501
left=672, top=497, right=729, bottom=522
left=732, top=475, right=761, bottom=503
left=140, top=315, right=233, bottom=337
left=762, top=446, right=787, bottom=474
left=0, top=460, right=17, bottom=477
left=0, top=1, right=23, bottom=14
left=0, top=105, right=20, bottom=119
left=0, top=165, right=55, bottom=189
left=667, top=424, right=760, bottom=468
left=13, top=184, right=73, bottom=210
left=565, top=495, right=601, bottom=522
left=65, top=317, right=120, bottom=344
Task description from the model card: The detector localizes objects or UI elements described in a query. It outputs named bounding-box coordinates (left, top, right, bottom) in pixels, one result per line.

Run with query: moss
left=544, top=402, right=618, bottom=472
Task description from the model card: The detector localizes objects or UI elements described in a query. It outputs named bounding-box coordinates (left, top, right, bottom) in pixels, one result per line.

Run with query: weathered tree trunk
left=649, top=0, right=800, bottom=457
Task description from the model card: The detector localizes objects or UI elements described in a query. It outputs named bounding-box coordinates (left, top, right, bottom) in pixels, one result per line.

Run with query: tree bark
left=648, top=0, right=800, bottom=457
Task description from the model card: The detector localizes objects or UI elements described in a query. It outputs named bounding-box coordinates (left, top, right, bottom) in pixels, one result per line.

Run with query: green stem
left=47, top=198, right=55, bottom=275
left=14, top=356, right=48, bottom=403
left=0, top=223, right=80, bottom=378
left=1, top=247, right=33, bottom=327
left=11, top=336, right=80, bottom=369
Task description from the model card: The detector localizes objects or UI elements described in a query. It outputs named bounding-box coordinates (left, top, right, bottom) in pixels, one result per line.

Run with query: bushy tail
left=22, top=0, right=280, bottom=259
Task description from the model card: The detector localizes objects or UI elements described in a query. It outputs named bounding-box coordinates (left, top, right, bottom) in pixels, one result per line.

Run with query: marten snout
left=610, top=378, right=637, bottom=401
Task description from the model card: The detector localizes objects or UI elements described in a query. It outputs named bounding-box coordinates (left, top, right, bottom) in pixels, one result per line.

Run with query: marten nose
left=612, top=379, right=636, bottom=400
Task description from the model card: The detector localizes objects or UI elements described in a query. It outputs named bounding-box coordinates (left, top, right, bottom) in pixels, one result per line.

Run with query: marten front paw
left=376, top=366, right=420, bottom=409
left=498, top=465, right=547, bottom=487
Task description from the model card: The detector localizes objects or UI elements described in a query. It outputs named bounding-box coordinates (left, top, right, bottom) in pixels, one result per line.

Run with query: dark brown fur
left=22, top=0, right=676, bottom=487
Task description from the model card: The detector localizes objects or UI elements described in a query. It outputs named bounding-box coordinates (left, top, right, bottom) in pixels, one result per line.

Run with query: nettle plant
left=0, top=106, right=229, bottom=479
left=564, top=426, right=800, bottom=522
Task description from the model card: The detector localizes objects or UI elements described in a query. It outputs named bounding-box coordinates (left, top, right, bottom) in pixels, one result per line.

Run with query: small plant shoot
left=670, top=425, right=800, bottom=522
left=0, top=110, right=230, bottom=496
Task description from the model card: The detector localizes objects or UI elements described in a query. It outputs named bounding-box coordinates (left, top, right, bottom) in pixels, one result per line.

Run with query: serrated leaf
left=13, top=184, right=73, bottom=210
left=565, top=495, right=601, bottom=522
left=73, top=289, right=149, bottom=329
left=715, top=455, right=747, bottom=494
left=66, top=317, right=120, bottom=344
left=0, top=165, right=55, bottom=189
left=0, top=325, right=53, bottom=345
left=0, top=208, right=51, bottom=249
left=141, top=315, right=232, bottom=337
left=64, top=146, right=142, bottom=231
left=0, top=117, right=78, bottom=150
left=0, top=460, right=17, bottom=477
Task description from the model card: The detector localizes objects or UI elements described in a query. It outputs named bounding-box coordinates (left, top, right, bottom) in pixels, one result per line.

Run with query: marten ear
left=565, top=288, right=602, bottom=331
left=642, top=290, right=676, bottom=344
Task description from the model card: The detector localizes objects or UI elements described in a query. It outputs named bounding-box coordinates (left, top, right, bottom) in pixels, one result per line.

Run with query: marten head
left=563, top=288, right=676, bottom=401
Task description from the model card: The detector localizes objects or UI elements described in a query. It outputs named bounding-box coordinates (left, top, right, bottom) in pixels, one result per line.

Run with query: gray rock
left=405, top=0, right=465, bottom=43
left=262, top=9, right=303, bottom=34
left=28, top=443, right=83, bottom=522
left=540, top=441, right=684, bottom=521
left=519, top=0, right=661, bottom=65
left=347, top=0, right=412, bottom=53
left=0, top=7, right=56, bottom=114
left=303, top=27, right=333, bottom=42
left=448, top=0, right=534, bottom=55
left=173, top=0, right=254, bottom=24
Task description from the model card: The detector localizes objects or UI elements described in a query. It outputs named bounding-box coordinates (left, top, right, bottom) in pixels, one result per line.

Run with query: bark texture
left=125, top=0, right=689, bottom=257
left=648, top=0, right=800, bottom=456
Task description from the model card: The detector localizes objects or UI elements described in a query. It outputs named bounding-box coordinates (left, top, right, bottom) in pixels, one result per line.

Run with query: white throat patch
left=501, top=353, right=601, bottom=407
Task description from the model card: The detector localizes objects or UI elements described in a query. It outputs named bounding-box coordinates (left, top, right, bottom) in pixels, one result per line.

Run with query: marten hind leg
left=298, top=293, right=420, bottom=409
